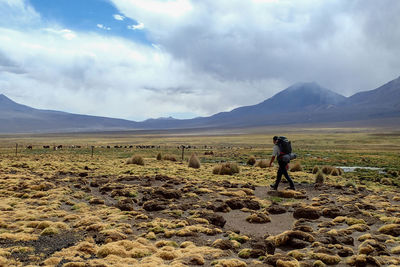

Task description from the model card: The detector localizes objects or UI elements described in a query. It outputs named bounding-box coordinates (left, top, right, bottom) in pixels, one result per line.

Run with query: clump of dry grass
left=344, top=181, right=357, bottom=188
left=213, top=162, right=240, bottom=175
left=40, top=227, right=59, bottom=236
left=290, top=162, right=302, bottom=172
left=213, top=259, right=247, bottom=267
left=126, top=155, right=144, bottom=166
left=321, top=166, right=334, bottom=175
left=310, top=252, right=341, bottom=265
left=163, top=155, right=177, bottom=162
left=330, top=168, right=340, bottom=176
left=188, top=154, right=201, bottom=169
left=212, top=165, right=221, bottom=175
left=97, top=243, right=129, bottom=258
left=255, top=160, right=268, bottom=168
left=156, top=153, right=162, bottom=160
left=312, top=166, right=319, bottom=174
left=247, top=156, right=256, bottom=166
left=315, top=171, right=324, bottom=184
left=380, top=178, right=392, bottom=185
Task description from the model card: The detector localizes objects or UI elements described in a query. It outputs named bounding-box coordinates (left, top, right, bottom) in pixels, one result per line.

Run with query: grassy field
left=1, top=126, right=399, bottom=183
left=0, top=126, right=399, bottom=266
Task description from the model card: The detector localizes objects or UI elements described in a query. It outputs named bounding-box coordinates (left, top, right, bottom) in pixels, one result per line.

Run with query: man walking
left=269, top=136, right=295, bottom=190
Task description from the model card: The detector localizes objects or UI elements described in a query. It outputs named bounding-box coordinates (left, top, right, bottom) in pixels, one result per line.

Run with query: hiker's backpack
left=277, top=136, right=292, bottom=155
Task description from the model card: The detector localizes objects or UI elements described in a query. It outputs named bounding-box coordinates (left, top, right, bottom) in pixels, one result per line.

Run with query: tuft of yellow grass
left=213, top=258, right=247, bottom=267
left=391, top=246, right=400, bottom=254
left=312, top=166, right=319, bottom=174
left=213, top=163, right=239, bottom=175
left=315, top=171, right=324, bottom=184
left=378, top=224, right=400, bottom=236
left=188, top=154, right=201, bottom=169
left=321, top=166, right=334, bottom=175
left=276, top=259, right=300, bottom=267
left=310, top=252, right=341, bottom=265
left=97, top=243, right=129, bottom=258
left=330, top=168, right=340, bottom=176
left=126, top=155, right=144, bottom=166
left=290, top=162, right=302, bottom=172
left=40, top=227, right=59, bottom=236
left=163, top=155, right=177, bottom=162
left=255, top=160, right=268, bottom=168
left=0, top=232, right=38, bottom=241
left=247, top=156, right=256, bottom=166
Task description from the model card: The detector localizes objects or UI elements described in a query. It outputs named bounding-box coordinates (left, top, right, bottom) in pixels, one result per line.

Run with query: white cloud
left=1, top=25, right=283, bottom=120
left=96, top=24, right=111, bottom=30
left=0, top=0, right=40, bottom=28
left=43, top=28, right=77, bottom=40
left=113, top=14, right=125, bottom=21
left=127, top=22, right=144, bottom=30
left=111, top=0, right=400, bottom=95
left=1, top=0, right=400, bottom=121
left=117, top=0, right=192, bottom=18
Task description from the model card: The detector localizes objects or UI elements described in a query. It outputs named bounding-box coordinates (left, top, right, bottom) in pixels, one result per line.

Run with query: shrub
left=311, top=253, right=341, bottom=265
left=290, top=162, right=302, bottom=172
left=230, top=163, right=240, bottom=174
left=344, top=181, right=357, bottom=188
left=380, top=178, right=392, bottom=185
left=126, top=155, right=144, bottom=166
left=247, top=156, right=256, bottom=166
left=315, top=171, right=324, bottom=184
left=213, top=165, right=222, bottom=174
left=256, top=160, right=268, bottom=168
left=163, top=155, right=177, bottom=162
left=156, top=153, right=162, bottom=160
left=40, top=227, right=59, bottom=236
left=213, top=162, right=240, bottom=175
left=312, top=166, right=319, bottom=174
left=330, top=168, right=340, bottom=176
left=322, top=166, right=334, bottom=175
left=188, top=154, right=201, bottom=169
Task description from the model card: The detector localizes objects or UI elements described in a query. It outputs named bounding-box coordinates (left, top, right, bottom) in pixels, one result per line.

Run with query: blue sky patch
left=28, top=0, right=150, bottom=44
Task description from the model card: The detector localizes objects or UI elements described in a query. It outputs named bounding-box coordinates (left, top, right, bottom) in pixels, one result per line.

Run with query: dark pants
left=273, top=160, right=295, bottom=189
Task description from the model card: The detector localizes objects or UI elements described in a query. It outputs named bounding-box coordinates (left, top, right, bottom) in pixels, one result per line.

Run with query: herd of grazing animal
left=22, top=144, right=228, bottom=154
left=25, top=144, right=175, bottom=150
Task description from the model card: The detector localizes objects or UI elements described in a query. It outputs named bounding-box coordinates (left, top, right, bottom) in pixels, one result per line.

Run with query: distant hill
left=0, top=94, right=139, bottom=133
left=1, top=76, right=399, bottom=133
left=191, top=82, right=348, bottom=127
left=138, top=77, right=400, bottom=129
left=348, top=76, right=400, bottom=108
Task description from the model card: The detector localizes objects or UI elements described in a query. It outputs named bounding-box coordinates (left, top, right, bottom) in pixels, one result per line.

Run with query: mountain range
left=1, top=76, right=399, bottom=133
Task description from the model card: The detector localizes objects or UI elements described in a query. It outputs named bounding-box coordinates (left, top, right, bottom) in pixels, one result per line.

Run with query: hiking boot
left=270, top=184, right=277, bottom=190
left=285, top=186, right=296, bottom=190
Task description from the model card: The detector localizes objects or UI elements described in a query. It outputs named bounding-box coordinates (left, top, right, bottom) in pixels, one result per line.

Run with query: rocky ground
left=0, top=164, right=399, bottom=267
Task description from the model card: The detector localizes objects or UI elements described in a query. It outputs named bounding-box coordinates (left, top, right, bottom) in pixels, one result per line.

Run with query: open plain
left=0, top=126, right=399, bottom=267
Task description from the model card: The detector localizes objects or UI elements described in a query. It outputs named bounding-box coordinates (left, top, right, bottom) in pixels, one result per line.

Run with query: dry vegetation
left=255, top=159, right=268, bottom=168
left=246, top=156, right=256, bottom=166
left=290, top=162, right=303, bottom=172
left=188, top=154, right=201, bottom=169
left=127, top=155, right=145, bottom=165
left=213, top=162, right=240, bottom=175
left=0, top=127, right=399, bottom=266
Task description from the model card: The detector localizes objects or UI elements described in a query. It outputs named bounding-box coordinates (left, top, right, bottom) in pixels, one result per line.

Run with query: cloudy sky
left=0, top=0, right=399, bottom=121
